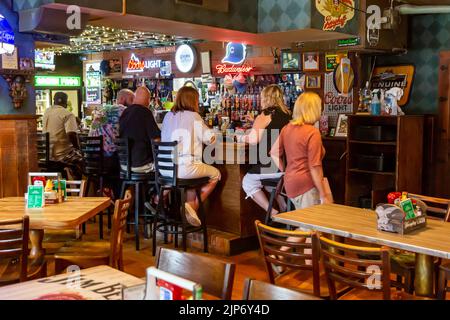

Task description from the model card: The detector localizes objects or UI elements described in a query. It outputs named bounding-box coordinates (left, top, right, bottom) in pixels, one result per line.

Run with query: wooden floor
left=47, top=218, right=449, bottom=300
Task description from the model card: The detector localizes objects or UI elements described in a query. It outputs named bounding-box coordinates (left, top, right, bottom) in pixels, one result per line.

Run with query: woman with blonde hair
left=271, top=92, right=332, bottom=209
left=238, top=84, right=291, bottom=217
left=161, top=86, right=221, bottom=226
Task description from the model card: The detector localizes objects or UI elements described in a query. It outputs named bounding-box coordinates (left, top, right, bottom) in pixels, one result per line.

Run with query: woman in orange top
left=271, top=92, right=332, bottom=208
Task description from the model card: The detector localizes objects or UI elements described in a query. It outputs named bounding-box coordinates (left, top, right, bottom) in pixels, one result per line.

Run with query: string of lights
left=38, top=25, right=198, bottom=55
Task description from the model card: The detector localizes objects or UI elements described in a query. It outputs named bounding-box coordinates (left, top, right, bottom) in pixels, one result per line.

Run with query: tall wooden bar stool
left=151, top=141, right=209, bottom=256
left=79, top=135, right=110, bottom=239
left=437, top=264, right=450, bottom=300
left=116, top=138, right=156, bottom=251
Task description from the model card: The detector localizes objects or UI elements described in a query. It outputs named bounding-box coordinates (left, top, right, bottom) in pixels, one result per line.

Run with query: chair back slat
left=155, top=247, right=236, bottom=300
left=36, top=132, right=50, bottom=167
left=408, top=193, right=450, bottom=222
left=66, top=180, right=86, bottom=197
left=318, top=236, right=391, bottom=300
left=243, top=278, right=321, bottom=300
left=151, top=140, right=178, bottom=187
left=109, top=190, right=132, bottom=270
left=255, top=220, right=321, bottom=297
left=116, top=138, right=132, bottom=179
left=79, top=135, right=104, bottom=174
left=0, top=217, right=29, bottom=283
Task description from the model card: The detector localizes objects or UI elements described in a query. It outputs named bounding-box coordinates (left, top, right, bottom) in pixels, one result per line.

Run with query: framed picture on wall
left=303, top=52, right=320, bottom=71
left=335, top=114, right=349, bottom=137
left=281, top=50, right=301, bottom=72
left=306, top=75, right=321, bottom=89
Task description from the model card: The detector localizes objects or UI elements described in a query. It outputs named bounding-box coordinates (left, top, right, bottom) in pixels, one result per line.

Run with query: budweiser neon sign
left=126, top=53, right=162, bottom=73
left=215, top=64, right=254, bottom=74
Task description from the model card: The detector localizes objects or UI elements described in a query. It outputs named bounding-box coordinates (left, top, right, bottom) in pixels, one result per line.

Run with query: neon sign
left=215, top=64, right=254, bottom=75
left=35, top=76, right=81, bottom=87
left=126, top=53, right=162, bottom=73
left=222, top=43, right=247, bottom=65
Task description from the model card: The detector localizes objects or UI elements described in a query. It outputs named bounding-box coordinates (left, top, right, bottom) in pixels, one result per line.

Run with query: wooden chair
left=43, top=180, right=86, bottom=254
left=437, top=264, right=450, bottom=300
left=155, top=247, right=236, bottom=300
left=0, top=216, right=47, bottom=286
left=318, top=235, right=393, bottom=300
left=391, top=193, right=450, bottom=294
left=243, top=278, right=322, bottom=300
left=54, top=190, right=132, bottom=273
left=254, top=220, right=321, bottom=297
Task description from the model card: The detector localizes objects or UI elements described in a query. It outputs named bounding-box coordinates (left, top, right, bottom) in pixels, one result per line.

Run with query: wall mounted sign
left=175, top=44, right=197, bottom=73
left=215, top=64, right=254, bottom=75
left=325, top=53, right=348, bottom=72
left=0, top=14, right=15, bottom=55
left=109, top=58, right=122, bottom=75
left=222, top=43, right=247, bottom=65
left=366, top=5, right=382, bottom=47
left=1, top=47, right=18, bottom=69
left=315, top=0, right=355, bottom=31
left=35, top=76, right=81, bottom=87
left=153, top=46, right=177, bottom=55
left=85, top=62, right=101, bottom=105
left=324, top=72, right=353, bottom=127
left=127, top=53, right=162, bottom=73
left=371, top=65, right=415, bottom=107
left=337, top=37, right=360, bottom=47
left=334, top=57, right=354, bottom=95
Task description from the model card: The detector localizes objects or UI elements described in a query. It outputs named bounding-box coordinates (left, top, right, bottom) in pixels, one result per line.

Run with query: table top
left=273, top=204, right=450, bottom=259
left=0, top=266, right=144, bottom=300
left=0, top=197, right=110, bottom=230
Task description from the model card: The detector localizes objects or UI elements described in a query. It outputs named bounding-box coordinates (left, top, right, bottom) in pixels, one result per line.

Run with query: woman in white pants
left=161, top=86, right=221, bottom=226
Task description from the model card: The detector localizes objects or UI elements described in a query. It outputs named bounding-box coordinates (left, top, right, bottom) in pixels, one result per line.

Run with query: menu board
left=85, top=62, right=102, bottom=105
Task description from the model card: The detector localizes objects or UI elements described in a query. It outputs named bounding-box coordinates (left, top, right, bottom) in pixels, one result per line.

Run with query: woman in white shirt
left=161, top=86, right=221, bottom=226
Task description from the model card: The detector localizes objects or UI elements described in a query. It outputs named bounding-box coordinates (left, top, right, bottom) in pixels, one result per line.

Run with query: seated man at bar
left=237, top=85, right=291, bottom=217
left=89, top=88, right=135, bottom=197
left=161, top=86, right=221, bottom=226
left=43, top=92, right=83, bottom=178
left=119, top=86, right=160, bottom=173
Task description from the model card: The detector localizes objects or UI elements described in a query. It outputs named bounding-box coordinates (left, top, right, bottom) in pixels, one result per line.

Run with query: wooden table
left=273, top=204, right=450, bottom=297
left=0, top=197, right=110, bottom=262
left=0, top=265, right=144, bottom=300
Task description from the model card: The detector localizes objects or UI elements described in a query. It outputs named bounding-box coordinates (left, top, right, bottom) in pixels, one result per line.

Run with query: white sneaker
left=184, top=203, right=202, bottom=227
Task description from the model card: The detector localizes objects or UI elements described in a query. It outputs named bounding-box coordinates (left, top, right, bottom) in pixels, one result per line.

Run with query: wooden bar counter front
left=195, top=141, right=267, bottom=256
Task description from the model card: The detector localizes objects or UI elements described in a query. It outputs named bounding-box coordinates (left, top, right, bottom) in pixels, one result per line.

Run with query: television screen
left=281, top=50, right=301, bottom=72
left=35, top=51, right=55, bottom=70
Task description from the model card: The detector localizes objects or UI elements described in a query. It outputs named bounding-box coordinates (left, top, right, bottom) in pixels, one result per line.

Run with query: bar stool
left=79, top=135, right=111, bottom=239
left=36, top=131, right=68, bottom=178
left=437, top=264, right=450, bottom=300
left=151, top=140, right=209, bottom=256
left=261, top=176, right=293, bottom=225
left=116, top=138, right=156, bottom=251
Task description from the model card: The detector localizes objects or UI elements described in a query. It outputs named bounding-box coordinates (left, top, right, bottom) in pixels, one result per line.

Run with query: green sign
left=337, top=38, right=360, bottom=47
left=35, top=76, right=81, bottom=87
left=27, top=185, right=44, bottom=209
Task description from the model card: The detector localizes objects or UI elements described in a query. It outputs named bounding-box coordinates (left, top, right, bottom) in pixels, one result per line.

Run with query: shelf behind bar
left=349, top=140, right=397, bottom=146
left=348, top=168, right=396, bottom=176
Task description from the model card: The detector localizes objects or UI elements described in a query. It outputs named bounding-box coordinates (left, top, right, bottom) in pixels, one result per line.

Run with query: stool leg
left=107, top=206, right=112, bottom=230
left=196, top=189, right=208, bottom=253
left=134, top=183, right=140, bottom=251
left=152, top=187, right=164, bottom=257
left=174, top=224, right=179, bottom=248
left=180, top=188, right=187, bottom=252
left=265, top=188, right=276, bottom=225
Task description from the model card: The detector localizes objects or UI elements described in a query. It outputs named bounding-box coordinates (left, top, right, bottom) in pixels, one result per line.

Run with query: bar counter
left=202, top=142, right=266, bottom=255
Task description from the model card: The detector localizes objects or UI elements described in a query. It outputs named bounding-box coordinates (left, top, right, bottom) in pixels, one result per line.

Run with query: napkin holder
left=375, top=203, right=427, bottom=235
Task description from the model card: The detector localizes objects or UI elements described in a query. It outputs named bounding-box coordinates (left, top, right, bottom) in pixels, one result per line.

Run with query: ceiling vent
left=175, top=0, right=229, bottom=13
